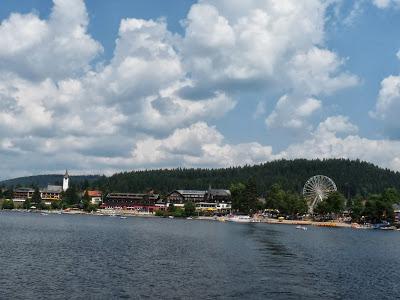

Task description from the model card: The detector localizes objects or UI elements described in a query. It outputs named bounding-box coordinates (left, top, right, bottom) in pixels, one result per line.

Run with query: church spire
left=63, top=170, right=69, bottom=192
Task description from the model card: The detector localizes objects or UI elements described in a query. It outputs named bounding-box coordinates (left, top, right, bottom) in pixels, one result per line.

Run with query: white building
left=63, top=170, right=69, bottom=192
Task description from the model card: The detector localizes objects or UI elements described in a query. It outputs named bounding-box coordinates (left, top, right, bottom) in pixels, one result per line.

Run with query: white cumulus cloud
left=372, top=0, right=400, bottom=8
left=266, top=95, right=322, bottom=130
left=0, top=0, right=102, bottom=81
left=370, top=75, right=400, bottom=138
left=0, top=0, right=394, bottom=179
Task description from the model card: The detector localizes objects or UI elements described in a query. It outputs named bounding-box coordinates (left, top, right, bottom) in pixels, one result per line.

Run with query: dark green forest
left=2, top=159, right=400, bottom=198
left=93, top=159, right=400, bottom=197
left=0, top=175, right=100, bottom=189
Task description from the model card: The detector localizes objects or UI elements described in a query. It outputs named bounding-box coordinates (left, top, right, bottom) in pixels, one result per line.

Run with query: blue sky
left=1, top=0, right=400, bottom=178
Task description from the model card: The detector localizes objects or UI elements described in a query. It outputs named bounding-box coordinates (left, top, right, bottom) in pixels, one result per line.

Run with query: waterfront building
left=204, top=187, right=231, bottom=203
left=155, top=199, right=167, bottom=211
left=394, top=204, right=400, bottom=223
left=13, top=188, right=35, bottom=204
left=165, top=187, right=232, bottom=212
left=13, top=185, right=63, bottom=205
left=103, top=192, right=160, bottom=212
left=87, top=190, right=102, bottom=204
left=198, top=187, right=232, bottom=212
left=195, top=202, right=231, bottom=212
left=166, top=190, right=207, bottom=207
left=41, top=185, right=63, bottom=204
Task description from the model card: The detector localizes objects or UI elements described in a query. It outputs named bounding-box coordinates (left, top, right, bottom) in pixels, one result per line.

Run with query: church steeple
left=63, top=169, right=69, bottom=192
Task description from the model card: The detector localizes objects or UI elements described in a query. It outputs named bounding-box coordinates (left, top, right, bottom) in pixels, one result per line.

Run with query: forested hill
left=94, top=159, right=400, bottom=197
left=0, top=175, right=100, bottom=189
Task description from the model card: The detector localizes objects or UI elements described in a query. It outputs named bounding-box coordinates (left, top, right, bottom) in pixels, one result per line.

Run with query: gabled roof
left=88, top=190, right=102, bottom=197
left=14, top=188, right=34, bottom=192
left=176, top=190, right=206, bottom=195
left=43, top=185, right=62, bottom=193
left=207, top=189, right=231, bottom=196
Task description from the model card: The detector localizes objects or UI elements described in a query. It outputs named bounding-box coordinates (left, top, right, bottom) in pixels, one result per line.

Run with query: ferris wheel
left=303, top=175, right=337, bottom=213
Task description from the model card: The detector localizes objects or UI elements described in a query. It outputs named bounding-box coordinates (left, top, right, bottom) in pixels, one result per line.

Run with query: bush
left=173, top=208, right=185, bottom=218
left=84, top=204, right=98, bottom=212
left=167, top=203, right=176, bottom=213
left=23, top=199, right=31, bottom=209
left=37, top=202, right=50, bottom=210
left=155, top=210, right=166, bottom=217
left=184, top=202, right=196, bottom=217
left=2, top=199, right=14, bottom=210
left=51, top=201, right=61, bottom=210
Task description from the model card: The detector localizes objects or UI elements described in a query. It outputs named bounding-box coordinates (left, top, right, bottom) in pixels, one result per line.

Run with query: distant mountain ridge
left=3, top=159, right=400, bottom=198
left=0, top=174, right=101, bottom=188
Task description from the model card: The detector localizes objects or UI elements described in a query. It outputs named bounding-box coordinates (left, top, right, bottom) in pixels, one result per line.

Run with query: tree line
left=92, top=159, right=400, bottom=197
left=229, top=178, right=400, bottom=223
left=2, top=159, right=400, bottom=198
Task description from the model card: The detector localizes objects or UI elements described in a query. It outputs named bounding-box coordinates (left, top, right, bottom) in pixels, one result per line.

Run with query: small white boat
left=168, top=216, right=174, bottom=219
left=41, top=212, right=49, bottom=216
left=228, top=215, right=252, bottom=223
left=380, top=226, right=396, bottom=230
left=186, top=217, right=193, bottom=220
left=120, top=216, right=127, bottom=219
left=296, top=225, right=307, bottom=230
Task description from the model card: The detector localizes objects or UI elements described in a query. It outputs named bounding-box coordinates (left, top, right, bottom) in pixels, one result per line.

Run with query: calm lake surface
left=0, top=211, right=399, bottom=299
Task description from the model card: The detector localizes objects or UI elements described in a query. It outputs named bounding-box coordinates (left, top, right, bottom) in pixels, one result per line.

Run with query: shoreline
left=2, top=209, right=392, bottom=230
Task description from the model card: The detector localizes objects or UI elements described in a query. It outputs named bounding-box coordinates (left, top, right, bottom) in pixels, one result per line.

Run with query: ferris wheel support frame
left=302, top=175, right=337, bottom=214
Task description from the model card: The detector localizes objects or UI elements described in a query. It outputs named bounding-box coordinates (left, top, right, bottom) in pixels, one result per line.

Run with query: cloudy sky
left=1, top=0, right=400, bottom=179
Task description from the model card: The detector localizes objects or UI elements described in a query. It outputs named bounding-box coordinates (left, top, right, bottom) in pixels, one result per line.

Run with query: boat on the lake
left=227, top=215, right=252, bottom=223
left=296, top=225, right=307, bottom=230
left=379, top=226, right=396, bottom=230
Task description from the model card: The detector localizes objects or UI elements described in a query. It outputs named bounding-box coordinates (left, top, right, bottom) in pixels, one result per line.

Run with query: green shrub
left=2, top=199, right=14, bottom=210
left=84, top=204, right=98, bottom=212
left=173, top=208, right=185, bottom=218
left=51, top=201, right=61, bottom=210
left=155, top=210, right=166, bottom=217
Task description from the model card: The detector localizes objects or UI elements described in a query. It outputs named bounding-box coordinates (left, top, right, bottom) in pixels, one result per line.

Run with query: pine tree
left=31, top=186, right=42, bottom=204
left=82, top=190, right=91, bottom=209
left=244, top=178, right=258, bottom=215
left=63, top=185, right=79, bottom=206
left=230, top=182, right=246, bottom=212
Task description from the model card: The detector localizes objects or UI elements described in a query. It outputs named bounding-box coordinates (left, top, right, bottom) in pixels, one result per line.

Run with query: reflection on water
left=0, top=211, right=399, bottom=299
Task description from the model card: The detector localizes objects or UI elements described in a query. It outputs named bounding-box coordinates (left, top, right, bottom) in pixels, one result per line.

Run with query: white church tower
left=63, top=170, right=69, bottom=192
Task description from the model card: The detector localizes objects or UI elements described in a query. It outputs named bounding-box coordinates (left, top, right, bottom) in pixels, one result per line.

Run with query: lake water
left=0, top=211, right=399, bottom=299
